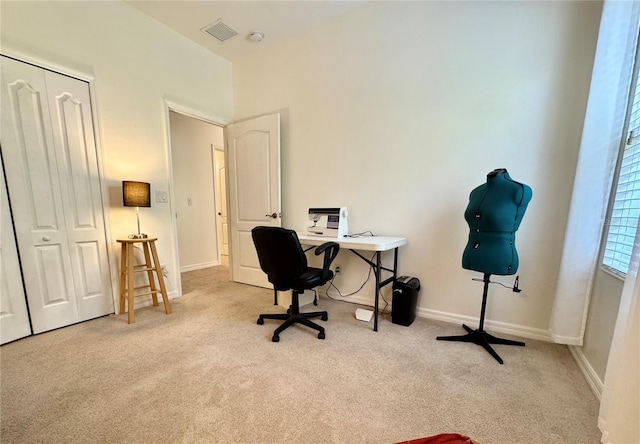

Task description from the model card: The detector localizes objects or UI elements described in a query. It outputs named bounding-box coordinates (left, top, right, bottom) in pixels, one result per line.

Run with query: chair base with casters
left=258, top=289, right=328, bottom=342
left=251, top=226, right=339, bottom=343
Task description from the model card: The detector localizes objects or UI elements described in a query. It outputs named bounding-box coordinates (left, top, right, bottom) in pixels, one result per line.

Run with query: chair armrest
left=315, top=242, right=340, bottom=280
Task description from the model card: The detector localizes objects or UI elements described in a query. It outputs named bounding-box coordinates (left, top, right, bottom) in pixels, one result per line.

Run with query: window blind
left=603, top=75, right=640, bottom=275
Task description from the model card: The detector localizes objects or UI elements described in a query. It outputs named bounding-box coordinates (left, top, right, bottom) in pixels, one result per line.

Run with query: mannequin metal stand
left=436, top=273, right=525, bottom=364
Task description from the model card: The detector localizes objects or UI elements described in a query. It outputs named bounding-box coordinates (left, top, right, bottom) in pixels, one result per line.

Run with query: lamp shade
left=122, top=181, right=151, bottom=207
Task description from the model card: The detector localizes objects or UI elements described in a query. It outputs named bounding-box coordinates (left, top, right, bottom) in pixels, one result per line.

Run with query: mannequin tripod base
left=437, top=273, right=525, bottom=364
left=437, top=324, right=525, bottom=365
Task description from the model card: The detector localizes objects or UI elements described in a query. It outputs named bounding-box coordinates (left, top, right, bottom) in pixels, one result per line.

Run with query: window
left=603, top=72, right=640, bottom=275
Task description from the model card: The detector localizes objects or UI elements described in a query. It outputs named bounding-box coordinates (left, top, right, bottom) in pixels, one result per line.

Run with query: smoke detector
left=202, top=19, right=238, bottom=43
left=249, top=31, right=264, bottom=43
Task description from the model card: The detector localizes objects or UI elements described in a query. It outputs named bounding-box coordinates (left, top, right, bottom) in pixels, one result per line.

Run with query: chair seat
left=271, top=267, right=333, bottom=291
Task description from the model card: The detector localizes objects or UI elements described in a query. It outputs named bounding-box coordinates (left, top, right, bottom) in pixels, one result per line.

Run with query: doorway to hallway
left=168, top=110, right=229, bottom=295
left=180, top=258, right=229, bottom=296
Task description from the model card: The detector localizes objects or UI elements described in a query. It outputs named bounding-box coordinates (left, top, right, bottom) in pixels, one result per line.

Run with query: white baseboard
left=129, top=289, right=179, bottom=311
left=322, top=292, right=384, bottom=311
left=180, top=261, right=219, bottom=273
left=418, top=307, right=553, bottom=342
left=568, top=345, right=603, bottom=401
left=320, top=289, right=551, bottom=342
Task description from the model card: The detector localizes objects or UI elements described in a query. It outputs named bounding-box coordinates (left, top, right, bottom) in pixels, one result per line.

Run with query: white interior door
left=44, top=69, right=113, bottom=321
left=226, top=113, right=281, bottom=287
left=1, top=56, right=113, bottom=334
left=0, top=164, right=32, bottom=344
left=213, top=146, right=229, bottom=256
left=1, top=56, right=79, bottom=333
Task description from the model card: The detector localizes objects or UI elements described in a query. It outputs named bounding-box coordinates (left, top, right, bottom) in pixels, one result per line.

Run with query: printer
left=307, top=207, right=348, bottom=238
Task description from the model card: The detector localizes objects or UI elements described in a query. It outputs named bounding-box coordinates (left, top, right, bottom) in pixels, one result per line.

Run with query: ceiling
left=125, top=1, right=367, bottom=62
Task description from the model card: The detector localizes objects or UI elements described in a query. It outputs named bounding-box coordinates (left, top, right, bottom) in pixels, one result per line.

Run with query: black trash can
left=391, top=276, right=420, bottom=326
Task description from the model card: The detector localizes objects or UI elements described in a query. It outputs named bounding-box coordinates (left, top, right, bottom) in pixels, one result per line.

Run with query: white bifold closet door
left=1, top=163, right=32, bottom=343
left=0, top=56, right=113, bottom=342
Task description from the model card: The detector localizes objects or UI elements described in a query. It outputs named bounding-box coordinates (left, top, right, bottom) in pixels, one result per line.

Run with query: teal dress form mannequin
left=462, top=168, right=532, bottom=275
left=438, top=168, right=532, bottom=364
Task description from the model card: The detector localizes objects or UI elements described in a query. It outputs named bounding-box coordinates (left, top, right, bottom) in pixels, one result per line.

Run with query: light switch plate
left=155, top=190, right=168, bottom=203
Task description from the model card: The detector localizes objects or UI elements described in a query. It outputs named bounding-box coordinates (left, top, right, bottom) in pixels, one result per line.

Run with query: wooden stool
left=117, top=237, right=171, bottom=324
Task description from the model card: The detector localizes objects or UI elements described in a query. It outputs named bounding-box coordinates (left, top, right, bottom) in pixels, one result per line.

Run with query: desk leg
left=349, top=247, right=401, bottom=332
left=374, top=251, right=381, bottom=332
left=393, top=247, right=399, bottom=280
left=373, top=248, right=398, bottom=331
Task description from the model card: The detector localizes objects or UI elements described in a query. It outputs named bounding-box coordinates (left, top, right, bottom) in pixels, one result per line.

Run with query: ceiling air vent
left=202, top=19, right=238, bottom=43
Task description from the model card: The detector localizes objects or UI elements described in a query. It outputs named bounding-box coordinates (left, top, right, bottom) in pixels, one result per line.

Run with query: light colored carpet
left=0, top=265, right=600, bottom=444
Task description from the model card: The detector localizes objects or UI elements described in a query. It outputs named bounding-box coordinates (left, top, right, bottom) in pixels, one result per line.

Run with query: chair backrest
left=251, top=226, right=307, bottom=287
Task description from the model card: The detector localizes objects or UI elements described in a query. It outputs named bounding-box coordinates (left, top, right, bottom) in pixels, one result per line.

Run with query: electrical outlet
left=161, top=264, right=168, bottom=277
left=335, top=266, right=341, bottom=274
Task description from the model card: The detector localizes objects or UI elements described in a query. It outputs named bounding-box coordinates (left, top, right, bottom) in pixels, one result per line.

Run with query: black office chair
left=251, top=226, right=339, bottom=342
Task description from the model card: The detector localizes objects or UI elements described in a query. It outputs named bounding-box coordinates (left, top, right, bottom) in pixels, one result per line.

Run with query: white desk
left=297, top=234, right=407, bottom=331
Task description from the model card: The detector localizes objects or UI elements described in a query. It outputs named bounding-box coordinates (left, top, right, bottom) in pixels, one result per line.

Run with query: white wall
left=232, top=1, right=603, bottom=336
left=169, top=111, right=224, bottom=272
left=580, top=270, right=624, bottom=390
left=1, top=1, right=233, bottom=301
left=0, top=0, right=606, bottom=342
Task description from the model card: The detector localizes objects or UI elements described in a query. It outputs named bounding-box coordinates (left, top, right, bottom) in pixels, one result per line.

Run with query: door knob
left=218, top=212, right=222, bottom=216
left=266, top=213, right=278, bottom=219
left=42, top=236, right=51, bottom=241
